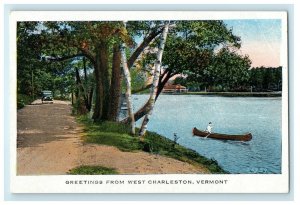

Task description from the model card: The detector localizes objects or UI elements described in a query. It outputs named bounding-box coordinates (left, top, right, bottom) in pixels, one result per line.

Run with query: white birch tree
left=139, top=22, right=170, bottom=138
left=120, top=21, right=135, bottom=135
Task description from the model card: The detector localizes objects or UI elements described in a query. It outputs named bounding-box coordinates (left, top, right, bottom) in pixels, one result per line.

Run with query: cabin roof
left=163, top=83, right=187, bottom=90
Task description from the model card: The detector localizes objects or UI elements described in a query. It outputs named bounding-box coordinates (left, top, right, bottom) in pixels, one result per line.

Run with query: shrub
left=17, top=94, right=33, bottom=109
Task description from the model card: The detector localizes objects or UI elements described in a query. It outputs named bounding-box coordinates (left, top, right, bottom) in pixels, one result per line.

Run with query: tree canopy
left=17, top=20, right=274, bottom=130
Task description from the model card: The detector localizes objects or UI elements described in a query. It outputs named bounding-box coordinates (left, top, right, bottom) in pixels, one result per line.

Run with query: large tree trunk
left=74, top=67, right=88, bottom=114
left=92, top=49, right=104, bottom=121
left=82, top=56, right=92, bottom=111
left=139, top=23, right=169, bottom=138
left=92, top=67, right=102, bottom=121
left=82, top=57, right=93, bottom=111
left=108, top=45, right=122, bottom=121
left=75, top=62, right=93, bottom=113
left=90, top=24, right=164, bottom=122
left=120, top=23, right=135, bottom=135
left=87, top=87, right=93, bottom=111
left=99, top=43, right=111, bottom=120
left=83, top=57, right=88, bottom=84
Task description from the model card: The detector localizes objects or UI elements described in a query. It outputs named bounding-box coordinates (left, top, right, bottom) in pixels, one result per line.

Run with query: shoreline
left=161, top=91, right=282, bottom=97
left=76, top=117, right=228, bottom=174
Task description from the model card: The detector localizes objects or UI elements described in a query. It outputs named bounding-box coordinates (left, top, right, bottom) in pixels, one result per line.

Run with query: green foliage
left=173, top=77, right=187, bottom=87
left=77, top=116, right=227, bottom=174
left=17, top=94, right=33, bottom=109
left=130, top=67, right=148, bottom=92
left=17, top=22, right=43, bottom=96
left=78, top=116, right=142, bottom=151
left=143, top=131, right=227, bottom=173
left=249, top=66, right=282, bottom=91
left=173, top=21, right=241, bottom=49
left=162, top=20, right=241, bottom=75
left=17, top=22, right=77, bottom=102
left=177, top=65, right=282, bottom=92
left=200, top=48, right=252, bottom=91
left=17, top=20, right=249, bottom=119
left=68, top=165, right=118, bottom=175
left=171, top=48, right=252, bottom=92
left=138, top=20, right=249, bottom=95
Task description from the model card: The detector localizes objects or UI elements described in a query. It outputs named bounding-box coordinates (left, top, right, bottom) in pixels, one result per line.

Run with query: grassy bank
left=68, top=165, right=118, bottom=175
left=74, top=116, right=228, bottom=174
left=164, top=91, right=282, bottom=97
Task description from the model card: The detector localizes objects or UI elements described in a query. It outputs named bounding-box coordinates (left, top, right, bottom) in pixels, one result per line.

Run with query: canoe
left=192, top=127, right=252, bottom=141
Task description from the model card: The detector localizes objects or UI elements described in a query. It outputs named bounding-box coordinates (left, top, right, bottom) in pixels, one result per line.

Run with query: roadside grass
left=17, top=94, right=34, bottom=109
left=77, top=115, right=228, bottom=174
left=68, top=165, right=118, bottom=175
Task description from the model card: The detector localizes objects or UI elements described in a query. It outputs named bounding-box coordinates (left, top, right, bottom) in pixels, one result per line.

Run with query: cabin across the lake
left=162, top=83, right=188, bottom=93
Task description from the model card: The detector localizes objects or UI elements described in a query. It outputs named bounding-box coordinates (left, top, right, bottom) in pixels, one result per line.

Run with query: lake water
left=131, top=94, right=282, bottom=174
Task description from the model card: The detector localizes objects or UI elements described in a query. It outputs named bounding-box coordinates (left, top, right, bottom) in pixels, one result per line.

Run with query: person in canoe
left=205, top=122, right=213, bottom=138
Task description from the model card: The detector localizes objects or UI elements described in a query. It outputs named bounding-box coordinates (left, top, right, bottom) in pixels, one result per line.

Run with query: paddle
left=204, top=133, right=210, bottom=138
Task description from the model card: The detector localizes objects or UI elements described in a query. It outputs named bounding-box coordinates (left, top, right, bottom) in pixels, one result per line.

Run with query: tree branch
left=44, top=53, right=84, bottom=62
left=159, top=68, right=169, bottom=84
left=44, top=49, right=96, bottom=66
left=79, top=48, right=96, bottom=65
left=127, top=27, right=164, bottom=69
left=155, top=70, right=173, bottom=101
left=132, top=84, right=152, bottom=94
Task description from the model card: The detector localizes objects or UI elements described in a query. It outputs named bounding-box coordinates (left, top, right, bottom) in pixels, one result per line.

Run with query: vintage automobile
left=41, top=90, right=54, bottom=103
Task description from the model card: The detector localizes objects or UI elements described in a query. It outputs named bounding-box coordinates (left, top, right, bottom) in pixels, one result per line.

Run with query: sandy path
left=17, top=100, right=208, bottom=175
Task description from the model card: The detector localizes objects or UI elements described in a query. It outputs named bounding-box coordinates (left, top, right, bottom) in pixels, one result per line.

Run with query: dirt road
left=17, top=100, right=208, bottom=175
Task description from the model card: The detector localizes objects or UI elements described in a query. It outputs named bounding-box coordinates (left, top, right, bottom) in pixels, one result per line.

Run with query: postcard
left=10, top=10, right=288, bottom=193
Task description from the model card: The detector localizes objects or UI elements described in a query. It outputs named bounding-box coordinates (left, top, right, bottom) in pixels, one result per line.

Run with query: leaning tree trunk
left=138, top=22, right=169, bottom=138
left=120, top=22, right=135, bottom=135
left=121, top=70, right=174, bottom=124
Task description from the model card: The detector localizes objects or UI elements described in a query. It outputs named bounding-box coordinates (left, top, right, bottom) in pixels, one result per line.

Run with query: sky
left=135, top=19, right=283, bottom=68
left=223, top=19, right=283, bottom=68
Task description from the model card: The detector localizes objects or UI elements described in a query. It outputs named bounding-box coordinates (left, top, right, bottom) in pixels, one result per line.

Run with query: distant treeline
left=174, top=66, right=282, bottom=92
left=249, top=66, right=282, bottom=92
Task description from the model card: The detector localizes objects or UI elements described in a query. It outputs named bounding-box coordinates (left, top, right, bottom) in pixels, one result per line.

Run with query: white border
left=10, top=11, right=286, bottom=21
left=9, top=11, right=289, bottom=193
